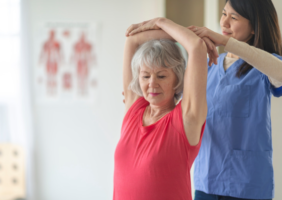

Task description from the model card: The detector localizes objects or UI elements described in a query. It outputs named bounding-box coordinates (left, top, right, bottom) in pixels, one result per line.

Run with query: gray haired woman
left=129, top=39, right=185, bottom=101
left=113, top=18, right=210, bottom=200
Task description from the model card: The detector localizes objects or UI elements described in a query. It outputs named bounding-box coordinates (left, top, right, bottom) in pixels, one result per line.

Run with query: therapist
left=125, top=0, right=282, bottom=199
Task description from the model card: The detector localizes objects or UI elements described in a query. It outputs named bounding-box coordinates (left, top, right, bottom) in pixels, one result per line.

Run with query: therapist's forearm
left=225, top=37, right=282, bottom=86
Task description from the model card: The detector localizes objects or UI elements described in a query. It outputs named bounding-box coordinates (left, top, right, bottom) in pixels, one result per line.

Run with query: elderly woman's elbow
left=186, top=38, right=207, bottom=54
left=196, top=38, right=207, bottom=52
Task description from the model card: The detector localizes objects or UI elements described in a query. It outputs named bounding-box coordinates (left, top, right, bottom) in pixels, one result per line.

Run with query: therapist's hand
left=187, top=26, right=219, bottom=66
left=125, top=19, right=218, bottom=66
left=188, top=26, right=229, bottom=47
left=201, top=37, right=219, bottom=66
left=125, top=18, right=163, bottom=36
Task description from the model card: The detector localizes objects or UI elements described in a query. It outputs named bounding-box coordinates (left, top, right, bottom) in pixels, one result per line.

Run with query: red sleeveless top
left=114, top=97, right=205, bottom=200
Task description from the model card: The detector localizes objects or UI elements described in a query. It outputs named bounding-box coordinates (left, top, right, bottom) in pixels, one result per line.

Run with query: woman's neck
left=147, top=101, right=175, bottom=118
left=143, top=100, right=175, bottom=126
left=226, top=52, right=240, bottom=59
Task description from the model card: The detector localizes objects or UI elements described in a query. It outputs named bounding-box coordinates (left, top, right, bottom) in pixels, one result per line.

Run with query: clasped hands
left=125, top=17, right=229, bottom=67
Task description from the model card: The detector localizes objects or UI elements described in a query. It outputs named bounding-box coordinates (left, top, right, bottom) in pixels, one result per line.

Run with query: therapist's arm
left=225, top=37, right=282, bottom=87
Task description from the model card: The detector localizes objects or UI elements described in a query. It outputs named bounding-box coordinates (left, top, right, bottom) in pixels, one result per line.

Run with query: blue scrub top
left=194, top=53, right=282, bottom=199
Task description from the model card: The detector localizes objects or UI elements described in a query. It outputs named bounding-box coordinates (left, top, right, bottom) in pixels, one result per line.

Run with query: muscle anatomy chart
left=35, top=22, right=100, bottom=103
left=71, top=33, right=97, bottom=95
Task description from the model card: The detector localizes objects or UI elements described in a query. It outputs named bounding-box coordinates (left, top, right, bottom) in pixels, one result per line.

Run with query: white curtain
left=0, top=0, right=34, bottom=199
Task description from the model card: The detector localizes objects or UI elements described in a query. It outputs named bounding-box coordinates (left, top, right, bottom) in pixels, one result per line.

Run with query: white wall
left=204, top=0, right=218, bottom=32
left=271, top=1, right=282, bottom=199
left=27, top=1, right=164, bottom=200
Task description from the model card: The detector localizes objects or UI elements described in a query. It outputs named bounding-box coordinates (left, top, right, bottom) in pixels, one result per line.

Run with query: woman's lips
left=149, top=93, right=160, bottom=96
left=222, top=31, right=231, bottom=35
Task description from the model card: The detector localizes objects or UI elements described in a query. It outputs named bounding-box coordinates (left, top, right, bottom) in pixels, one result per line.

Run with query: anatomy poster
left=34, top=22, right=100, bottom=103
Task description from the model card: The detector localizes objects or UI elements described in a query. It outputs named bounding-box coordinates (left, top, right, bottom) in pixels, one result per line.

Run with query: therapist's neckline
left=226, top=52, right=240, bottom=59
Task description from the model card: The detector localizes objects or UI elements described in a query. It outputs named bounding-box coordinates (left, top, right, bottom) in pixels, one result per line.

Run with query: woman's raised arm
left=153, top=18, right=208, bottom=145
left=126, top=18, right=218, bottom=66
left=124, top=18, right=208, bottom=145
left=123, top=30, right=173, bottom=113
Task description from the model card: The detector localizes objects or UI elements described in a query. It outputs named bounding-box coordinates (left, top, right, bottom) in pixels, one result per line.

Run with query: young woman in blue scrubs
left=125, top=0, right=282, bottom=199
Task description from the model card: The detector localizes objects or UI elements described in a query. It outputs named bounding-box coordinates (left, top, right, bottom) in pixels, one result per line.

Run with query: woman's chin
left=145, top=96, right=163, bottom=105
left=145, top=96, right=174, bottom=106
left=147, top=99, right=161, bottom=105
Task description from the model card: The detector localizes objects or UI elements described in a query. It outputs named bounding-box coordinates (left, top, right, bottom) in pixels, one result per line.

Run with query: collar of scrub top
left=217, top=53, right=245, bottom=77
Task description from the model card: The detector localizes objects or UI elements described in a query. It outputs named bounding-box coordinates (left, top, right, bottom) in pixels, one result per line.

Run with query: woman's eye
left=158, top=76, right=165, bottom=79
left=232, top=17, right=237, bottom=20
left=222, top=13, right=226, bottom=16
left=143, top=76, right=150, bottom=79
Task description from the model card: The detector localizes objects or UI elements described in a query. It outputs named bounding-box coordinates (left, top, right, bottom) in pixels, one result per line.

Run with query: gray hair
left=129, top=39, right=186, bottom=101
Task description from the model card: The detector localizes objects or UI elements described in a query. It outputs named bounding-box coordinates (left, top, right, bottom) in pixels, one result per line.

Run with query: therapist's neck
left=226, top=52, right=239, bottom=59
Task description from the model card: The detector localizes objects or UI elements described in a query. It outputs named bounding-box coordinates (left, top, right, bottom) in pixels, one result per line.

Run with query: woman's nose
left=149, top=77, right=158, bottom=88
left=220, top=17, right=230, bottom=28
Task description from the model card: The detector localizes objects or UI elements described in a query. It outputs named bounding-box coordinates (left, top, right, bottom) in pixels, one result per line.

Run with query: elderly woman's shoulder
left=124, top=97, right=148, bottom=119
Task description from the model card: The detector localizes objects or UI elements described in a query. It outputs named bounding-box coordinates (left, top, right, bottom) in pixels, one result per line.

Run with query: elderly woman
left=113, top=19, right=208, bottom=200
left=125, top=1, right=282, bottom=199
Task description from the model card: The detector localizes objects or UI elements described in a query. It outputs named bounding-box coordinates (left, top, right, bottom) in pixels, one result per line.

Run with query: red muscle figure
left=39, top=30, right=63, bottom=94
left=71, top=32, right=96, bottom=95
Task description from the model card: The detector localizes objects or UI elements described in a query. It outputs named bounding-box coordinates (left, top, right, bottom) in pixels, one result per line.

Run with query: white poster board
left=34, top=22, right=100, bottom=104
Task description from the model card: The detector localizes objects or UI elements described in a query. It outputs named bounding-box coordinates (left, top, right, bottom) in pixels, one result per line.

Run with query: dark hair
left=226, top=0, right=282, bottom=77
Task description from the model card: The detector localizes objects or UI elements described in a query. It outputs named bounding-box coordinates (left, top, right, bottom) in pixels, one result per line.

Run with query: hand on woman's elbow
left=195, top=38, right=208, bottom=52
left=187, top=38, right=207, bottom=54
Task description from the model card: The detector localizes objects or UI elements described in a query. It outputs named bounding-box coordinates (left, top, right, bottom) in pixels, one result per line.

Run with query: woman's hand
left=125, top=18, right=163, bottom=37
left=188, top=26, right=229, bottom=47
left=125, top=20, right=218, bottom=65
left=201, top=37, right=219, bottom=66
